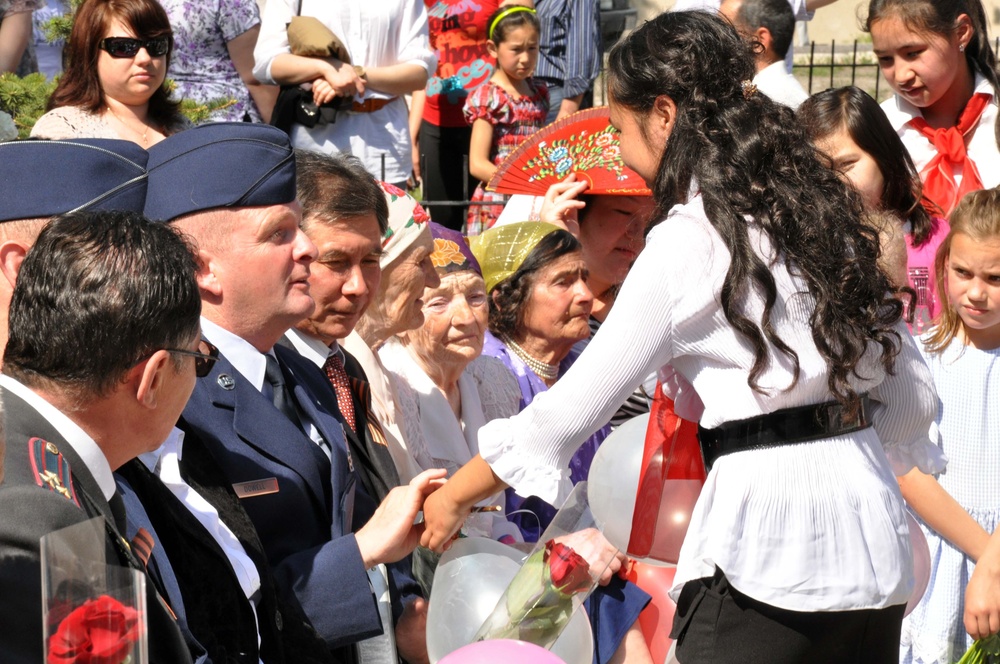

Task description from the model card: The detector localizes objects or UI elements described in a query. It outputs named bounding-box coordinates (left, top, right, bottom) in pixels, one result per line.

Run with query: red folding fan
left=486, top=107, right=651, bottom=196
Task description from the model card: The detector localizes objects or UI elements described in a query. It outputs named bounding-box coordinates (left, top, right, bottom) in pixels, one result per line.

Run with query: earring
left=960, top=44, right=966, bottom=52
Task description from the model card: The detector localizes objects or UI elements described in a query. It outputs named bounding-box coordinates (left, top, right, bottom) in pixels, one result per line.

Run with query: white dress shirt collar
left=0, top=373, right=116, bottom=502
left=200, top=317, right=273, bottom=392
left=209, top=321, right=332, bottom=456
left=284, top=328, right=341, bottom=369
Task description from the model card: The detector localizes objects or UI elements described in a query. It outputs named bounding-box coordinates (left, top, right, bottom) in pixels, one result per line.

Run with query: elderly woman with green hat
left=471, top=220, right=654, bottom=664
left=470, top=221, right=604, bottom=539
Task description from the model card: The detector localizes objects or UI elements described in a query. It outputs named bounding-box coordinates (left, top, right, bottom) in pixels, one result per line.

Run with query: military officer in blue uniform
left=143, top=123, right=441, bottom=664
left=0, top=138, right=149, bottom=360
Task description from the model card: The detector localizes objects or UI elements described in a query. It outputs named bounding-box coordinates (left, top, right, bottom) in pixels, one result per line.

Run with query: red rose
left=48, top=595, right=142, bottom=664
left=544, top=540, right=592, bottom=596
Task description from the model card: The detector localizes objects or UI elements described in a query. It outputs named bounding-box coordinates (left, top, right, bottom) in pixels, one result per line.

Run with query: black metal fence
left=793, top=36, right=1000, bottom=100
left=796, top=40, right=885, bottom=100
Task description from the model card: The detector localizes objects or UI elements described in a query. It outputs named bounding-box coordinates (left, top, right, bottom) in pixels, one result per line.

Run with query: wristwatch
left=353, top=65, right=368, bottom=82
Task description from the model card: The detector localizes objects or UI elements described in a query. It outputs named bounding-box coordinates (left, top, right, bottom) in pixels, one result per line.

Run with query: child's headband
left=488, top=6, right=537, bottom=42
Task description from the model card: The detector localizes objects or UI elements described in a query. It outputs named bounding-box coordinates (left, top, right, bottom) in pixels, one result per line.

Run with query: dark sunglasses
left=99, top=36, right=171, bottom=58
left=164, top=341, right=220, bottom=378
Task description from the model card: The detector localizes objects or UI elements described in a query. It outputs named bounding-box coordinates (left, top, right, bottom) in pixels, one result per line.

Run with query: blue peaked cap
left=0, top=138, right=148, bottom=222
left=143, top=123, right=296, bottom=222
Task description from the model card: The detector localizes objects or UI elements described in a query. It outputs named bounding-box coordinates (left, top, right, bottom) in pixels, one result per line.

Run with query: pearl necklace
left=500, top=334, right=559, bottom=381
left=106, top=106, right=150, bottom=146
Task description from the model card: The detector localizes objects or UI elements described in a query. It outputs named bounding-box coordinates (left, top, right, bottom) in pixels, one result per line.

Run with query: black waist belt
left=697, top=394, right=873, bottom=471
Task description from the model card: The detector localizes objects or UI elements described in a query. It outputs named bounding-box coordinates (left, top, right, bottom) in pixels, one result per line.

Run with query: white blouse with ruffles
left=476, top=193, right=941, bottom=612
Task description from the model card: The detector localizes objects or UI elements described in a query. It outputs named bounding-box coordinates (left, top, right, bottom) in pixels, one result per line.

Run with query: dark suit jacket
left=117, top=445, right=336, bottom=664
left=0, top=388, right=194, bottom=664
left=340, top=348, right=401, bottom=504
left=275, top=335, right=400, bottom=504
left=177, top=345, right=386, bottom=655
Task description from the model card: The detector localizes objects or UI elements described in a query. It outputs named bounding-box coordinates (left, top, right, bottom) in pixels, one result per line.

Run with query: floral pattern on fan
left=486, top=108, right=651, bottom=196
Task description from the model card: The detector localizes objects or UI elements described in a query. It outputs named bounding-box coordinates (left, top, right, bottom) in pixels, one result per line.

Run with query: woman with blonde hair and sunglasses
left=31, top=0, right=187, bottom=145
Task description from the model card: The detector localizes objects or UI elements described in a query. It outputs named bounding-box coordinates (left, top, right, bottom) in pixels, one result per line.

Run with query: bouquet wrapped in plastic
left=473, top=483, right=614, bottom=649
left=41, top=518, right=147, bottom=664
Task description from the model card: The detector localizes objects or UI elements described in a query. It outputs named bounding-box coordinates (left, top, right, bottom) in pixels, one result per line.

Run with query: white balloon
left=587, top=414, right=649, bottom=552
left=426, top=537, right=594, bottom=664
left=588, top=413, right=701, bottom=565
left=905, top=512, right=931, bottom=617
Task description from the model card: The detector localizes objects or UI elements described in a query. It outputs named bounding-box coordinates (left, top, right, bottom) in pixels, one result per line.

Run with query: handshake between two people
left=354, top=468, right=448, bottom=569
left=354, top=466, right=626, bottom=587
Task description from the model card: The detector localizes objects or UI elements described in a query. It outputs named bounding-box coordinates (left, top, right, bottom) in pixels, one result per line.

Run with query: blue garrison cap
left=143, top=123, right=296, bottom=222
left=0, top=138, right=148, bottom=223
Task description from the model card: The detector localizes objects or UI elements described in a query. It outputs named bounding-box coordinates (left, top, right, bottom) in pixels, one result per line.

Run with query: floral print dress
left=159, top=0, right=263, bottom=122
left=463, top=78, right=549, bottom=235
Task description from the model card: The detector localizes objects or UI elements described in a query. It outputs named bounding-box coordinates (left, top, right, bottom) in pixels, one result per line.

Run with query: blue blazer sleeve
left=179, top=350, right=384, bottom=649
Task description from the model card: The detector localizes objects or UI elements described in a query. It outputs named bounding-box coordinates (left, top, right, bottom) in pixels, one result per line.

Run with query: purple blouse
left=481, top=331, right=608, bottom=541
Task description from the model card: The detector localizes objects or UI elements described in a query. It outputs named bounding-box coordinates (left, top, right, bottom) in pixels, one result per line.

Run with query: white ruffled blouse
left=476, top=194, right=941, bottom=611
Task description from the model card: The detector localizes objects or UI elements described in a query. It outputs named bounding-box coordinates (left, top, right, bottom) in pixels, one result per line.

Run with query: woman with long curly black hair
left=421, top=11, right=941, bottom=661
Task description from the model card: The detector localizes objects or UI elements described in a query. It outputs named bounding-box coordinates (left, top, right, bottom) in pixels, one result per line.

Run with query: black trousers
left=670, top=568, right=905, bottom=664
left=418, top=120, right=476, bottom=231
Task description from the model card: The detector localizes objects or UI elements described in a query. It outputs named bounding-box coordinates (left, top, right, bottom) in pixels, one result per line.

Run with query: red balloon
left=624, top=562, right=677, bottom=664
left=629, top=386, right=704, bottom=564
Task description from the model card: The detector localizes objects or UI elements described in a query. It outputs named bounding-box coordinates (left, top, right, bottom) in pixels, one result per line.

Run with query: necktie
left=108, top=491, right=129, bottom=534
left=102, top=492, right=146, bottom=573
left=264, top=354, right=304, bottom=432
left=323, top=353, right=357, bottom=433
left=92, top=486, right=178, bottom=619
left=345, top=364, right=398, bottom=501
left=908, top=92, right=991, bottom=217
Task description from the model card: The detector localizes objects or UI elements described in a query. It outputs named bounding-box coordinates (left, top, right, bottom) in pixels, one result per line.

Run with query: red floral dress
left=463, top=78, right=549, bottom=235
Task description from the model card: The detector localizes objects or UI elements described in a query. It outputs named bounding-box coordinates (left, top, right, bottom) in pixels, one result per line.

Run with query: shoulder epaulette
left=28, top=437, right=80, bottom=508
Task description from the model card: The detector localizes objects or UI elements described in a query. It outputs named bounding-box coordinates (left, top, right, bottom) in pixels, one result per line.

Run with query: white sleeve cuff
left=479, top=418, right=574, bottom=506
left=884, top=422, right=948, bottom=477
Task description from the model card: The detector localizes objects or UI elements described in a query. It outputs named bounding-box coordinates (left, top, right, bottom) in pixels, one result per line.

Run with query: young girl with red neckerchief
left=868, top=0, right=1000, bottom=220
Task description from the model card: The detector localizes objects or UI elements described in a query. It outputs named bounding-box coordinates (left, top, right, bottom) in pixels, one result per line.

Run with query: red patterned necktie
left=324, top=353, right=357, bottom=433
left=908, top=92, right=991, bottom=217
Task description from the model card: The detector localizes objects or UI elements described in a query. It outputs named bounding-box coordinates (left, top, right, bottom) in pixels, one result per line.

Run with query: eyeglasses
left=99, top=36, right=171, bottom=58
left=164, top=341, right=220, bottom=378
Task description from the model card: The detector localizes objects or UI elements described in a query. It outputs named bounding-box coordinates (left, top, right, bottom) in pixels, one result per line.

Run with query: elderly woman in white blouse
left=342, top=184, right=441, bottom=484
left=379, top=222, right=523, bottom=543
left=253, top=0, right=435, bottom=187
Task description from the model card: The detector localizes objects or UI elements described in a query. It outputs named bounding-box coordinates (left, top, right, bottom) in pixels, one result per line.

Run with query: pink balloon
left=905, top=512, right=931, bottom=617
left=645, top=479, right=702, bottom=564
left=439, top=640, right=568, bottom=664
left=626, top=562, right=677, bottom=664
